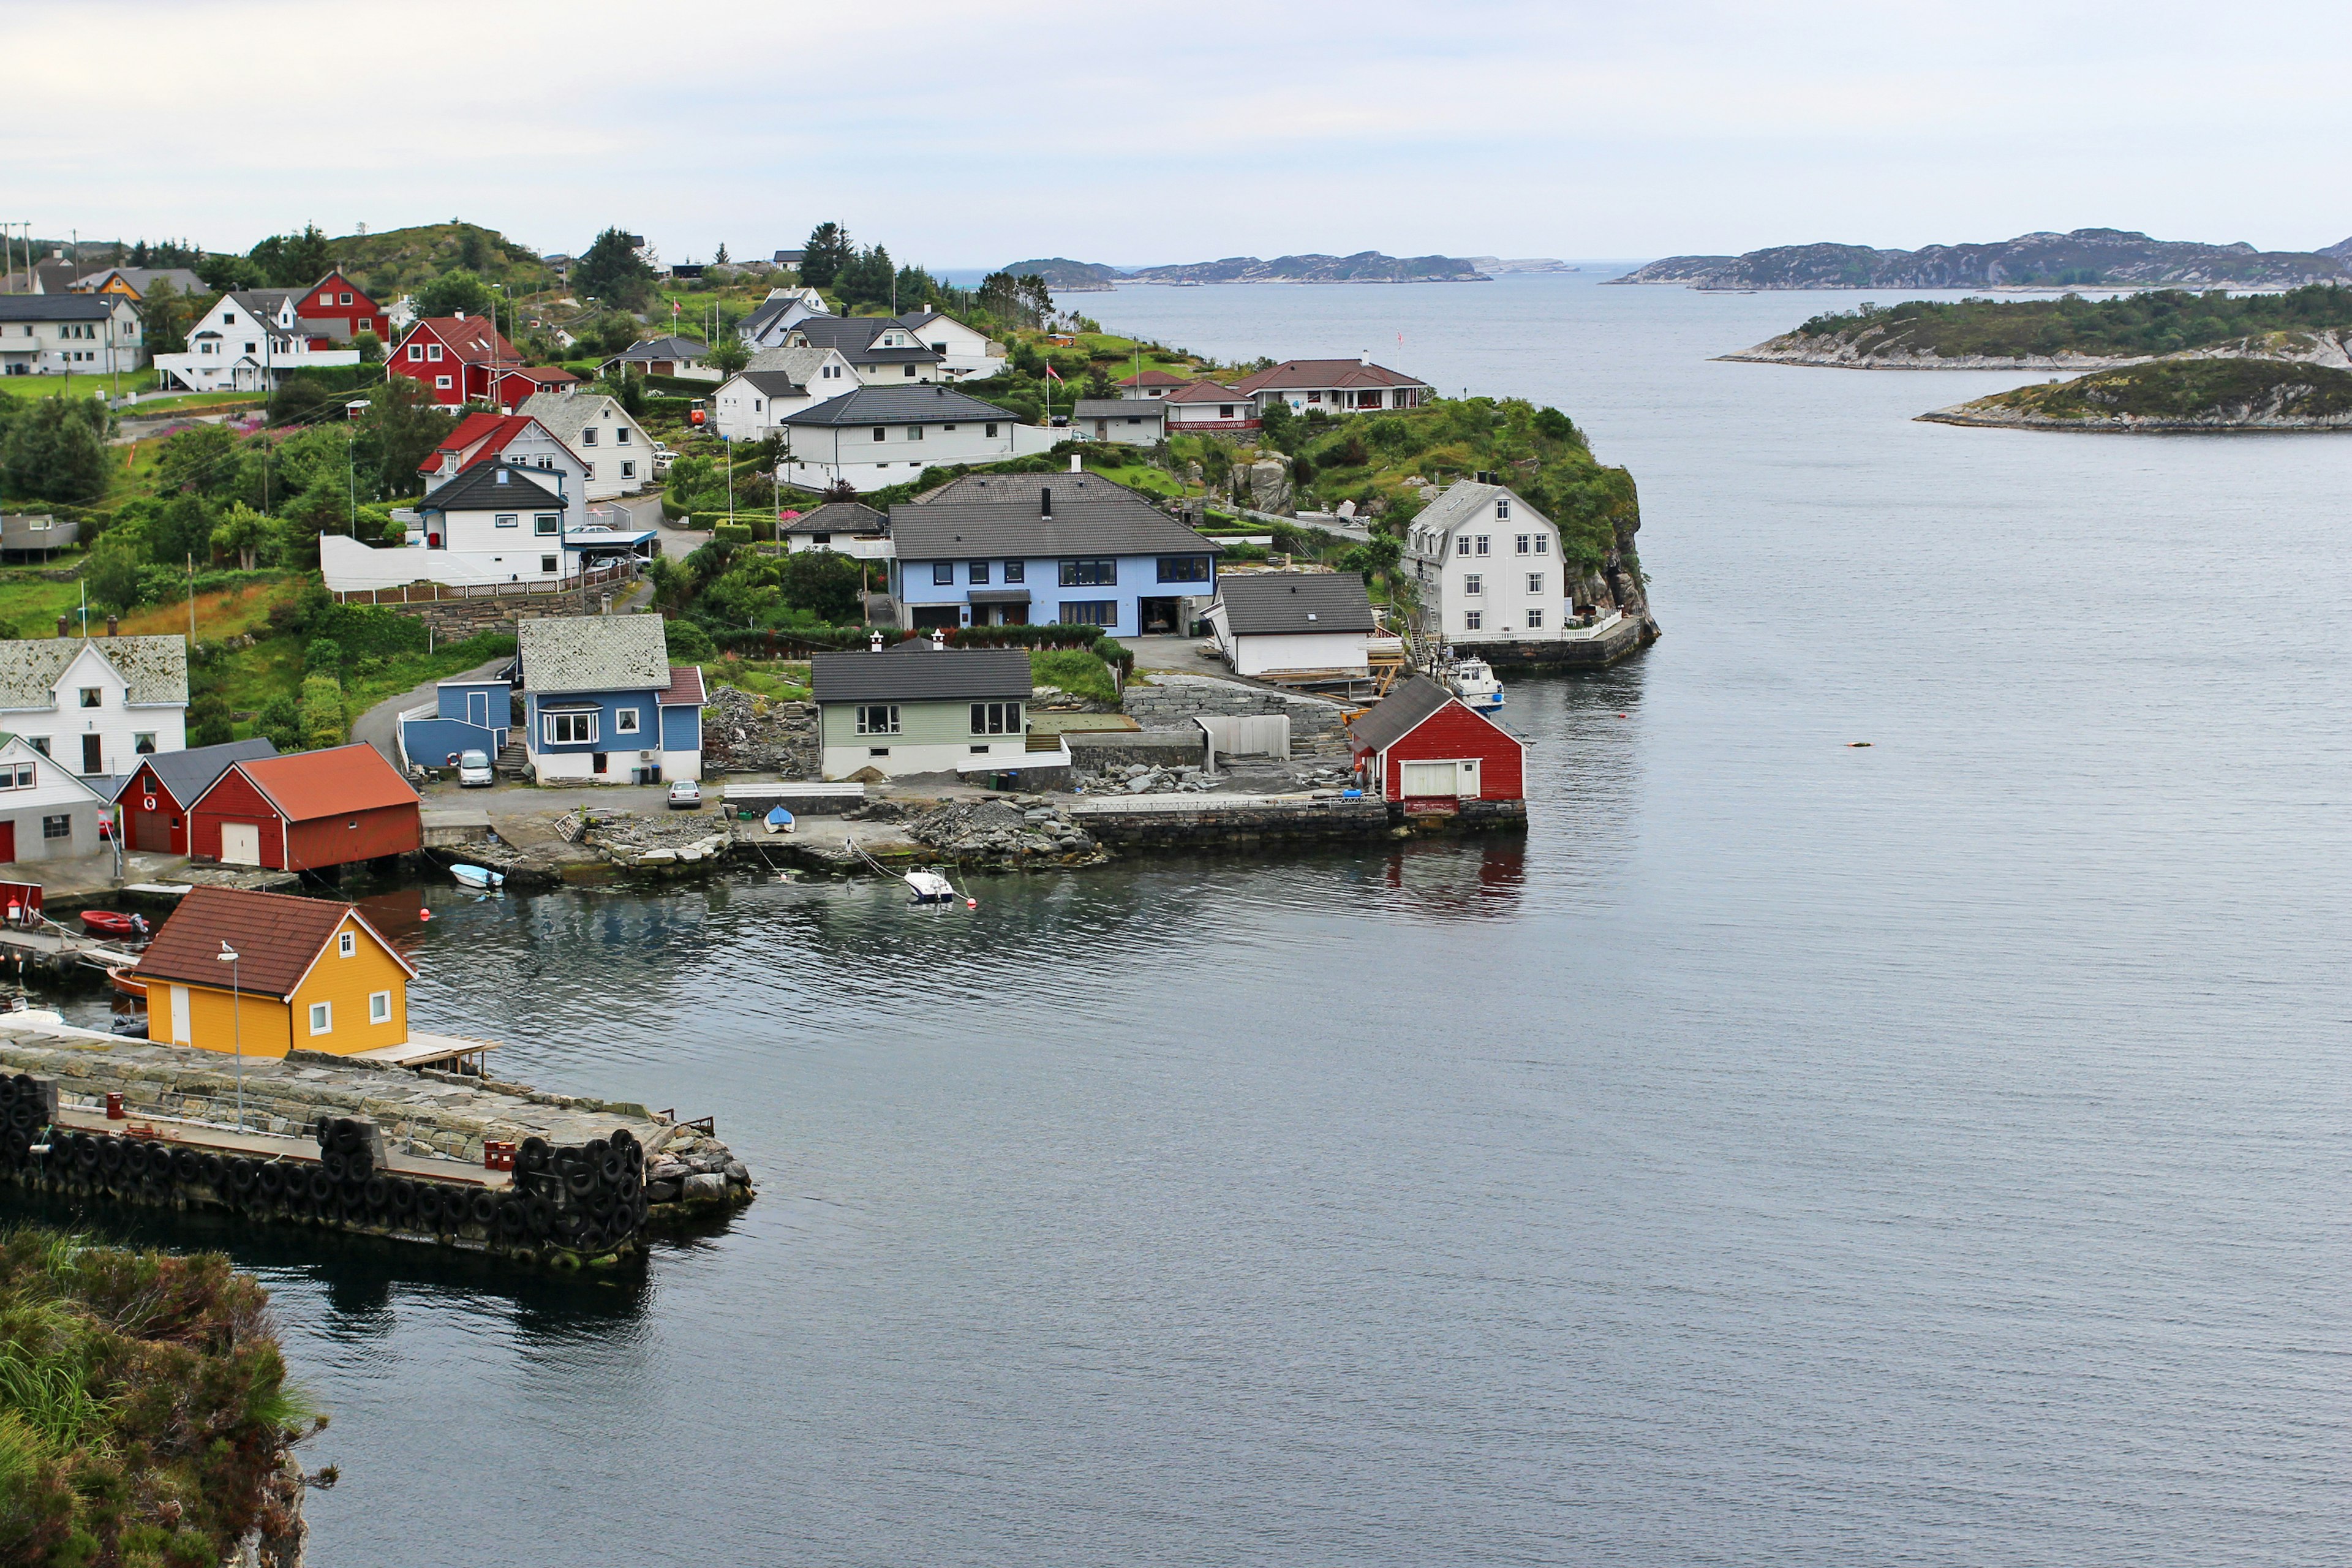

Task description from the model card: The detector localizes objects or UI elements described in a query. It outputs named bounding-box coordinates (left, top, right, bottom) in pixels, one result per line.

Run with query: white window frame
left=1463, top=574, right=1483, bottom=596
left=855, top=704, right=901, bottom=736
left=544, top=710, right=597, bottom=745
left=338, top=930, right=356, bottom=957
left=615, top=708, right=640, bottom=734
left=369, top=990, right=391, bottom=1025
left=1527, top=573, right=1544, bottom=595
left=1464, top=609, right=1483, bottom=631
left=309, top=1000, right=332, bottom=1035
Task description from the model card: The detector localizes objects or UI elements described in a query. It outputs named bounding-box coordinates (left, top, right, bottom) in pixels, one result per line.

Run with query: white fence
left=1196, top=714, right=1290, bottom=764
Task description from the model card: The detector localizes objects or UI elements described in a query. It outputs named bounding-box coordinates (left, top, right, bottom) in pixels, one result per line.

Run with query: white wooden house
left=151, top=290, right=359, bottom=392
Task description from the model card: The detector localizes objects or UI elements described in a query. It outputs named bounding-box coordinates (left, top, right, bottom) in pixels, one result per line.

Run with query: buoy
left=965, top=899, right=978, bottom=910
left=419, top=908, right=433, bottom=921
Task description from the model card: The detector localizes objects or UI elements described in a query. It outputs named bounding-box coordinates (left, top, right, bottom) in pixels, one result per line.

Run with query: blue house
left=398, top=674, right=513, bottom=772
left=884, top=471, right=1218, bottom=635
left=514, top=614, right=704, bottom=785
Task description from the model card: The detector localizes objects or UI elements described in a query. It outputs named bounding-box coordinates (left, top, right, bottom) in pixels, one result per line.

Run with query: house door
left=1400, top=760, right=1472, bottom=798
left=0, top=821, right=15, bottom=864
left=133, top=808, right=171, bottom=853
left=467, top=690, right=489, bottom=726
left=220, top=822, right=262, bottom=865
left=80, top=735, right=101, bottom=775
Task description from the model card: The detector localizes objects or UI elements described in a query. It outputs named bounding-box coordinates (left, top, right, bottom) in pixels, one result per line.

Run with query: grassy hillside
left=1784, top=285, right=2352, bottom=362
left=325, top=222, right=555, bottom=300
left=1934, top=357, right=2352, bottom=424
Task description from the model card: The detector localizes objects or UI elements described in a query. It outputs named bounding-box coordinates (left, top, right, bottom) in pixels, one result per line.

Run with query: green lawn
left=0, top=368, right=155, bottom=401
left=1031, top=647, right=1118, bottom=703
left=123, top=391, right=260, bottom=415
left=0, top=571, right=90, bottom=638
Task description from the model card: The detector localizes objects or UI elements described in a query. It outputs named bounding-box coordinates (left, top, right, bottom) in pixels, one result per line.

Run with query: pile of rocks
left=1078, top=761, right=1359, bottom=796
left=702, top=685, right=819, bottom=777
left=568, top=809, right=733, bottom=869
left=643, top=1122, right=755, bottom=1212
left=906, top=796, right=1105, bottom=867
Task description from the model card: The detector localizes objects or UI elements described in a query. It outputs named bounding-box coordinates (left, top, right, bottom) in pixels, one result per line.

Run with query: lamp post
left=216, top=941, right=243, bottom=1131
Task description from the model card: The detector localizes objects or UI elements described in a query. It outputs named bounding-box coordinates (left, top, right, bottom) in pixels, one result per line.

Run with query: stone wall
left=1066, top=731, right=1209, bottom=771
left=703, top=688, right=819, bottom=777
left=1076, top=796, right=1391, bottom=847
left=1120, top=673, right=1353, bottom=758
left=347, top=590, right=610, bottom=641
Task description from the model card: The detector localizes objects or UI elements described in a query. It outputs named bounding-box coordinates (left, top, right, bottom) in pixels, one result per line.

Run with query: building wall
left=189, top=769, right=284, bottom=867
left=388, top=324, right=486, bottom=405
left=296, top=274, right=388, bottom=342
left=1406, top=491, right=1574, bottom=646
left=287, top=803, right=421, bottom=871
left=892, top=552, right=1216, bottom=634
left=657, top=703, right=703, bottom=780
left=116, top=761, right=193, bottom=855
left=10, top=644, right=187, bottom=779
left=780, top=417, right=1020, bottom=493
left=1376, top=704, right=1525, bottom=802
left=525, top=689, right=665, bottom=781
left=285, top=916, right=410, bottom=1057
left=1083, top=411, right=1163, bottom=445
left=162, top=982, right=297, bottom=1060
left=428, top=504, right=570, bottom=576
left=0, top=797, right=100, bottom=863
left=401, top=714, right=505, bottom=771
left=818, top=697, right=1026, bottom=780
left=1221, top=627, right=1371, bottom=678
left=0, top=301, right=145, bottom=375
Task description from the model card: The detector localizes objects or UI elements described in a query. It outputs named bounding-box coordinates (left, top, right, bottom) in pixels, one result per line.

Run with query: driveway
left=352, top=658, right=510, bottom=770
left=1126, top=633, right=1232, bottom=677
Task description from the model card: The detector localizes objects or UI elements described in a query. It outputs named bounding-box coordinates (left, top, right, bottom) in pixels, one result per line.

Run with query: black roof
left=778, top=385, right=1016, bottom=428
left=1216, top=571, right=1376, bottom=635
left=420, top=460, right=568, bottom=512
left=781, top=500, right=885, bottom=535
left=810, top=647, right=1033, bottom=704
left=1347, top=675, right=1480, bottom=753
left=1072, top=399, right=1161, bottom=419
left=891, top=476, right=1213, bottom=561
left=785, top=316, right=943, bottom=364
left=735, top=369, right=807, bottom=396
left=0, top=296, right=119, bottom=322
left=111, top=737, right=279, bottom=807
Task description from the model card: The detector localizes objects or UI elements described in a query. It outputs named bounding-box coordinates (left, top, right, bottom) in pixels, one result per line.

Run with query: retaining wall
left=1121, top=674, right=1352, bottom=757
left=1067, top=731, right=1208, bottom=771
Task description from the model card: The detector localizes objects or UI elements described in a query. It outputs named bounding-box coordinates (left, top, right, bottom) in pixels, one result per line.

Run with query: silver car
left=456, top=750, right=494, bottom=788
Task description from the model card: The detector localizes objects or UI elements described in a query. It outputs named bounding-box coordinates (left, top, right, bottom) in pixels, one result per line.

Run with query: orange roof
left=225, top=744, right=420, bottom=823
left=130, top=884, right=415, bottom=1000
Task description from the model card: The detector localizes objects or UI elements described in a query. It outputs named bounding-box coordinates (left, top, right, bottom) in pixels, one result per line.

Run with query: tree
left=413, top=269, right=495, bottom=320
left=211, top=503, right=271, bottom=570
left=799, top=223, right=852, bottom=290
left=137, top=279, right=198, bottom=356
left=149, top=493, right=221, bottom=568
left=84, top=530, right=146, bottom=613
left=154, top=423, right=243, bottom=500
left=835, top=245, right=895, bottom=311
left=195, top=252, right=260, bottom=293
left=777, top=549, right=864, bottom=624
left=248, top=224, right=333, bottom=288
left=348, top=377, right=455, bottom=500
left=663, top=615, right=715, bottom=660
left=709, top=336, right=750, bottom=376
left=456, top=226, right=490, bottom=274
left=712, top=242, right=731, bottom=266
left=575, top=227, right=655, bottom=309
left=0, top=397, right=110, bottom=503
left=255, top=694, right=304, bottom=753
left=1258, top=398, right=1298, bottom=454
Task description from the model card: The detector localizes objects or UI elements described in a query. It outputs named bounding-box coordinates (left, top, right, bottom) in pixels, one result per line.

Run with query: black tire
left=97, top=1139, right=125, bottom=1174
left=518, top=1136, right=551, bottom=1173
left=257, top=1163, right=286, bottom=1198
left=563, top=1164, right=596, bottom=1199
left=306, top=1168, right=334, bottom=1204
left=320, top=1149, right=348, bottom=1182
left=199, top=1153, right=224, bottom=1185
left=7, top=1104, right=32, bottom=1132
left=552, top=1208, right=586, bottom=1245
left=415, top=1184, right=444, bottom=1227
left=72, top=1134, right=100, bottom=1172
left=467, top=1189, right=497, bottom=1226
left=364, top=1175, right=389, bottom=1212
left=0, top=1076, right=16, bottom=1106
left=312, top=1114, right=332, bottom=1145
left=525, top=1194, right=554, bottom=1236
left=339, top=1192, right=369, bottom=1224
left=598, top=1152, right=626, bottom=1186
left=388, top=1177, right=416, bottom=1213
left=227, top=1156, right=257, bottom=1193
left=588, top=1193, right=617, bottom=1223
left=624, top=1143, right=644, bottom=1174
left=496, top=1197, right=527, bottom=1238
left=172, top=1147, right=200, bottom=1182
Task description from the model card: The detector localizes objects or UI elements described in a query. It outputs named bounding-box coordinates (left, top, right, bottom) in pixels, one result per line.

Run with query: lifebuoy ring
left=142, top=794, right=157, bottom=811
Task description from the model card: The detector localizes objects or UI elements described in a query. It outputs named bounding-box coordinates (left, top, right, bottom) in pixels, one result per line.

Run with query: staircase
left=496, top=736, right=529, bottom=778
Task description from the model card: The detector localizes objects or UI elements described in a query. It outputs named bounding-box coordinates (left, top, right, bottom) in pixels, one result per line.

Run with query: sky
left=6, top=0, right=2347, bottom=270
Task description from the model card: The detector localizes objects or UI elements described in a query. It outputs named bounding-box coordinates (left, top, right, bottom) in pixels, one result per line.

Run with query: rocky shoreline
left=1721, top=339, right=2149, bottom=371
left=1916, top=405, right=2352, bottom=432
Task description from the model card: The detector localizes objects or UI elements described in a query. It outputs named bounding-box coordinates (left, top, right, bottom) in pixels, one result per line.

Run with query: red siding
left=298, top=271, right=387, bottom=342
left=189, top=769, right=286, bottom=867
left=118, top=763, right=190, bottom=855
left=1368, top=701, right=1525, bottom=802
left=285, top=803, right=420, bottom=870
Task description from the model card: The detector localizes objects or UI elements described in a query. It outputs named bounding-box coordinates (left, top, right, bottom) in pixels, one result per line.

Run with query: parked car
left=457, top=750, right=494, bottom=788
left=667, top=778, right=701, bottom=810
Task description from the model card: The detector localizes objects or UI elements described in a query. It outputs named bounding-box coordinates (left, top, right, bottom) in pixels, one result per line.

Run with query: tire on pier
left=306, top=1167, right=334, bottom=1205
left=524, top=1194, right=553, bottom=1238
left=413, top=1183, right=445, bottom=1229
left=227, top=1156, right=258, bottom=1195
left=495, top=1194, right=529, bottom=1240
left=467, top=1189, right=497, bottom=1229
left=518, top=1136, right=552, bottom=1174
left=257, top=1163, right=287, bottom=1202
left=388, top=1177, right=416, bottom=1216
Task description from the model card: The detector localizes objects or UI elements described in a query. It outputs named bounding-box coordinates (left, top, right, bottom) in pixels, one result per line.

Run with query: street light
left=216, top=942, right=243, bottom=1131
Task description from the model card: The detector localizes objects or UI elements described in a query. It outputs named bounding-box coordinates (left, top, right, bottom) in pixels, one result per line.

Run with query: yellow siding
left=285, top=914, right=410, bottom=1058
left=176, top=984, right=296, bottom=1060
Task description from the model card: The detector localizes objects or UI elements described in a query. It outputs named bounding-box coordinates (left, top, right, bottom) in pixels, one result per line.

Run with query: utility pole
left=187, top=555, right=195, bottom=646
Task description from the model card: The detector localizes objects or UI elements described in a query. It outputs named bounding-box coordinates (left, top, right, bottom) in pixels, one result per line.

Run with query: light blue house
left=884, top=472, right=1218, bottom=635
left=515, top=614, right=704, bottom=785
left=398, top=674, right=512, bottom=772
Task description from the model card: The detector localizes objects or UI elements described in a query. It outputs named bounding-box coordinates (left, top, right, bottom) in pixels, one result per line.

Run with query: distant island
left=1000, top=251, right=1572, bottom=288
left=1725, top=287, right=2352, bottom=369
left=1612, top=228, right=2351, bottom=292
left=1920, top=358, right=2352, bottom=432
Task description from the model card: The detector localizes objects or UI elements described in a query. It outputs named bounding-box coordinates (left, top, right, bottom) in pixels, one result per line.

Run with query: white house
left=0, top=635, right=189, bottom=782
left=738, top=286, right=830, bottom=349
left=1403, top=481, right=1581, bottom=647
left=778, top=316, right=942, bottom=386
left=150, top=290, right=360, bottom=393
left=776, top=385, right=1055, bottom=494
left=601, top=335, right=719, bottom=382
left=0, top=733, right=111, bottom=864
left=1072, top=398, right=1165, bottom=445
left=516, top=390, right=655, bottom=500
left=710, top=347, right=855, bottom=441
left=1160, top=380, right=1259, bottom=433
left=0, top=295, right=145, bottom=377
left=1207, top=571, right=1376, bottom=679
left=414, top=412, right=590, bottom=502
left=411, top=461, right=573, bottom=584
left=894, top=310, right=1006, bottom=380
left=1232, top=355, right=1435, bottom=414
left=778, top=500, right=891, bottom=560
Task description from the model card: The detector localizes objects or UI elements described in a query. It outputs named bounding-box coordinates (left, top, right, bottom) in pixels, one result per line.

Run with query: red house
left=111, top=737, right=279, bottom=856
left=491, top=365, right=578, bottom=412
left=1346, top=675, right=1526, bottom=808
left=388, top=315, right=523, bottom=406
left=188, top=744, right=422, bottom=872
left=292, top=270, right=390, bottom=343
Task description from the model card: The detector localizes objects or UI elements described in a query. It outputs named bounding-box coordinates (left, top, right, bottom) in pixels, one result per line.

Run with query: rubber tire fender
left=306, top=1167, right=335, bottom=1204
left=414, top=1183, right=445, bottom=1227
left=257, top=1163, right=286, bottom=1198
left=388, top=1177, right=417, bottom=1213
left=524, top=1194, right=554, bottom=1236
left=468, top=1189, right=497, bottom=1227
left=564, top=1164, right=597, bottom=1199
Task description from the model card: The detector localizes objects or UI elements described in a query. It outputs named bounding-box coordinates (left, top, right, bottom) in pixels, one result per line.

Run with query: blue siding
left=891, top=552, right=1216, bottom=630
left=402, top=715, right=503, bottom=769
left=658, top=703, right=701, bottom=753
left=437, top=680, right=508, bottom=723
left=525, top=690, right=660, bottom=756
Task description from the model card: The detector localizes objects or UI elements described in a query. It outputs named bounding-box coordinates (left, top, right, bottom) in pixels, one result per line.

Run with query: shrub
left=663, top=617, right=715, bottom=662
left=1031, top=647, right=1118, bottom=703
left=298, top=674, right=345, bottom=748
left=304, top=637, right=343, bottom=676
left=712, top=522, right=753, bottom=545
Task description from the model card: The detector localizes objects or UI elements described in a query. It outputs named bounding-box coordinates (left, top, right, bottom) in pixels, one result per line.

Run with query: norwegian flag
left=1042, top=363, right=1063, bottom=383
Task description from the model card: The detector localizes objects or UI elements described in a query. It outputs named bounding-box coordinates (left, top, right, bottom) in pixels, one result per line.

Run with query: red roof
left=1117, top=369, right=1191, bottom=388
left=402, top=315, right=521, bottom=366
left=499, top=366, right=578, bottom=386
left=217, top=744, right=420, bottom=823
left=130, top=884, right=413, bottom=1001
left=1231, top=358, right=1430, bottom=394
left=417, top=412, right=585, bottom=479
left=1162, top=380, right=1248, bottom=404
left=660, top=666, right=706, bottom=706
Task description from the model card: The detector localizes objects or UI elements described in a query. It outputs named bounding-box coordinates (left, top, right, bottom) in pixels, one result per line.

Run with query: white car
left=456, top=750, right=494, bottom=788
left=667, top=778, right=701, bottom=810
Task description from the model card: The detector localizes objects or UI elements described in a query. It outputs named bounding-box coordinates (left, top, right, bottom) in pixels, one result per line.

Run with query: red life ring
left=142, top=794, right=157, bottom=811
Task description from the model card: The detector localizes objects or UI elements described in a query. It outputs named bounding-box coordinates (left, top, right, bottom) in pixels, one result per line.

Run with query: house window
left=616, top=428, right=630, bottom=444
left=540, top=555, right=558, bottom=574
left=873, top=426, right=888, bottom=442
left=970, top=701, right=1019, bottom=735
left=545, top=711, right=597, bottom=745
left=904, top=365, right=917, bottom=378
left=1059, top=559, right=1115, bottom=587
left=616, top=709, right=640, bottom=734
left=339, top=930, right=356, bottom=957
left=1059, top=600, right=1117, bottom=627
left=985, top=423, right=998, bottom=437
left=933, top=562, right=955, bottom=586
left=1, top=765, right=28, bottom=790
left=1464, top=610, right=1483, bottom=631
left=907, top=426, right=924, bottom=441
left=1003, top=560, right=1025, bottom=583
left=1496, top=499, right=1510, bottom=519
left=535, top=514, right=559, bottom=535
left=436, top=375, right=453, bottom=390
left=496, top=513, right=519, bottom=529
left=969, top=560, right=990, bottom=585
left=1464, top=574, right=1483, bottom=596
left=78, top=687, right=100, bottom=708
left=581, top=428, right=597, bottom=446
left=1516, top=535, right=1531, bottom=555
left=1156, top=556, right=1210, bottom=583
left=133, top=733, right=156, bottom=754
left=26, top=739, right=47, bottom=758
left=855, top=704, right=900, bottom=736
left=369, top=990, right=391, bottom=1025
left=1526, top=608, right=1545, bottom=628
left=1476, top=536, right=1491, bottom=555
left=1527, top=573, right=1544, bottom=594
left=309, top=1001, right=331, bottom=1035
left=1457, top=532, right=1474, bottom=555
left=427, top=344, right=443, bottom=361
left=40, top=815, right=69, bottom=841
left=943, top=423, right=957, bottom=432
left=619, top=461, right=636, bottom=479
left=869, top=747, right=890, bottom=758
left=1534, top=535, right=1549, bottom=556
left=1219, top=405, right=1235, bottom=418
left=339, top=292, right=353, bottom=306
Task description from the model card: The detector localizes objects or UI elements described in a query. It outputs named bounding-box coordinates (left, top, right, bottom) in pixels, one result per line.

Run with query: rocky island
left=1615, top=228, right=2351, bottom=292
left=1001, top=252, right=1510, bottom=287
left=1919, top=357, right=2352, bottom=432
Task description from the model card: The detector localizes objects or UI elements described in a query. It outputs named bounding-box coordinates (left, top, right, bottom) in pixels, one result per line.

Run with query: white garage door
left=220, top=821, right=262, bottom=865
left=1400, top=760, right=1466, bottom=797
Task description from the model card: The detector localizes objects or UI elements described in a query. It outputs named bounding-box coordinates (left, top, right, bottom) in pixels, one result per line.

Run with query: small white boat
left=449, top=864, right=505, bottom=890
left=765, top=806, right=796, bottom=835
left=905, top=870, right=959, bottom=905
left=1446, top=657, right=1506, bottom=713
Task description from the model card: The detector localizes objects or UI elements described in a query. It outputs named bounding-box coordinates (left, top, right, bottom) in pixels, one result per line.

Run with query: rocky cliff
left=1920, top=356, right=2352, bottom=431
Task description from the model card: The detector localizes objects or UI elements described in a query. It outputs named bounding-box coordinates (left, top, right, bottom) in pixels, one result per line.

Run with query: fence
left=330, top=557, right=638, bottom=606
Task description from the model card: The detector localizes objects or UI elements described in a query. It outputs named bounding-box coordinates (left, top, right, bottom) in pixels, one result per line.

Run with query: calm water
left=31, top=274, right=2352, bottom=1564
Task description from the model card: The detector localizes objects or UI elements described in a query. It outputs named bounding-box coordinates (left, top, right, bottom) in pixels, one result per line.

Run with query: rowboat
left=80, top=910, right=148, bottom=940
left=764, top=806, right=796, bottom=834
left=449, top=864, right=505, bottom=890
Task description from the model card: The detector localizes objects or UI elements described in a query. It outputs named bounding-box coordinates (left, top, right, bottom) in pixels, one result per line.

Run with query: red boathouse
left=1346, top=675, right=1526, bottom=807
left=188, top=744, right=422, bottom=872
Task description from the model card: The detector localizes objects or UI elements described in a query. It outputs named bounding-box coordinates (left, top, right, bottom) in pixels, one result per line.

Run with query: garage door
left=133, top=809, right=172, bottom=853
left=1398, top=760, right=1479, bottom=798
left=219, top=821, right=262, bottom=866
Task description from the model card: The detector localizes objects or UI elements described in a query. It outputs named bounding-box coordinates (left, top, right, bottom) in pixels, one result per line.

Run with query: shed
left=1208, top=571, right=1376, bottom=678
left=188, top=744, right=423, bottom=871
left=111, top=737, right=279, bottom=855
left=129, top=885, right=417, bottom=1061
left=1346, top=675, right=1526, bottom=805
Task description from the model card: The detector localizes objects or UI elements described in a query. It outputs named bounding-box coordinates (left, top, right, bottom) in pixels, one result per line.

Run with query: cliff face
left=1615, top=228, right=2350, bottom=290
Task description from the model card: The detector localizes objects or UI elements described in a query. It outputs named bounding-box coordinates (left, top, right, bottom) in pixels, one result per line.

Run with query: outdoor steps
left=495, top=739, right=528, bottom=777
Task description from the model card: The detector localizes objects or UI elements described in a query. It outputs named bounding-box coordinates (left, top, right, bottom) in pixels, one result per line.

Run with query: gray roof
left=1216, top=571, right=1375, bottom=636
left=810, top=647, right=1033, bottom=705
left=420, top=460, right=568, bottom=513
left=780, top=501, right=885, bottom=536
left=517, top=391, right=641, bottom=451
left=609, top=335, right=708, bottom=361
left=1345, top=675, right=1457, bottom=753
left=778, top=385, right=1017, bottom=428
left=1072, top=399, right=1161, bottom=420
left=783, top=316, right=943, bottom=364
left=1411, top=480, right=1545, bottom=541
left=733, top=369, right=808, bottom=398
left=0, top=295, right=119, bottom=322
left=108, top=737, right=277, bottom=806
left=892, top=474, right=1212, bottom=560
left=744, top=345, right=834, bottom=383
left=518, top=614, right=671, bottom=695
left=0, top=636, right=188, bottom=710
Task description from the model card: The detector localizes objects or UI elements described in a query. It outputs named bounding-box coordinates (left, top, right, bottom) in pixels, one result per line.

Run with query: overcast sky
left=7, top=0, right=2345, bottom=270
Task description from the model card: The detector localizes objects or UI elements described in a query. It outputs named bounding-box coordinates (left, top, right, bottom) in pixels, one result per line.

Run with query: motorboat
left=764, top=806, right=796, bottom=835
left=449, top=864, right=505, bottom=890
left=1445, top=657, right=1506, bottom=713
left=79, top=910, right=149, bottom=940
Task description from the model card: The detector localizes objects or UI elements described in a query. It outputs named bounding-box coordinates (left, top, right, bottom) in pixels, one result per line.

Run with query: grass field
left=0, top=571, right=89, bottom=638
left=124, top=391, right=259, bottom=415
left=0, top=368, right=155, bottom=401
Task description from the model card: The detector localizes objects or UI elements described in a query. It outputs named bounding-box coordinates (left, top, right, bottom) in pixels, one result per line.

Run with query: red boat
left=80, top=910, right=148, bottom=940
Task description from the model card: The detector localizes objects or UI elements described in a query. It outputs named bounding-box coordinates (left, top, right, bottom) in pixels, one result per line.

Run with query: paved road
left=352, top=659, right=509, bottom=770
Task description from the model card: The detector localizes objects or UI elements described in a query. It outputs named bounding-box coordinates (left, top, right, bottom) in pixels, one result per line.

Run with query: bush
left=304, top=637, right=344, bottom=676
left=663, top=617, right=715, bottom=662
left=1031, top=647, right=1119, bottom=702
left=298, top=674, right=345, bottom=748
left=712, top=522, right=753, bottom=545
left=255, top=694, right=303, bottom=752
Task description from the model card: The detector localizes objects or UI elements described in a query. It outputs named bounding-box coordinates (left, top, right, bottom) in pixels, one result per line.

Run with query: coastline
left=1916, top=406, right=2352, bottom=432
left=1719, top=345, right=2149, bottom=371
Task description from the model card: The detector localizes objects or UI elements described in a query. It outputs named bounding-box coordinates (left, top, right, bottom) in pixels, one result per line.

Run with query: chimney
left=1359, top=349, right=1371, bottom=367
left=55, top=615, right=67, bottom=638
left=105, top=615, right=117, bottom=636
left=1068, top=454, right=1081, bottom=473
left=454, top=309, right=466, bottom=320
left=1039, top=488, right=1052, bottom=518
left=869, top=630, right=884, bottom=654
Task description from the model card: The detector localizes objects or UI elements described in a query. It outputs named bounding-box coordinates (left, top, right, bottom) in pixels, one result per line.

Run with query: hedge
left=710, top=623, right=1131, bottom=671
